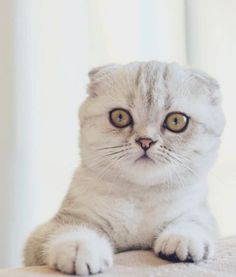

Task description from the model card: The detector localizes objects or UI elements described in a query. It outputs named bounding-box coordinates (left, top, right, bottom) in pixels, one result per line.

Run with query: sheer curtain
left=0, top=0, right=235, bottom=267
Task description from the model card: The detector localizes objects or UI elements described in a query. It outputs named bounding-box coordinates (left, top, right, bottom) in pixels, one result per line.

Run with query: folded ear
left=188, top=68, right=225, bottom=135
left=88, top=64, right=120, bottom=96
left=188, top=68, right=221, bottom=105
left=88, top=64, right=118, bottom=79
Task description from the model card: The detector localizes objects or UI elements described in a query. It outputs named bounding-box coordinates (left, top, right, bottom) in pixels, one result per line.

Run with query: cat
left=24, top=61, right=225, bottom=275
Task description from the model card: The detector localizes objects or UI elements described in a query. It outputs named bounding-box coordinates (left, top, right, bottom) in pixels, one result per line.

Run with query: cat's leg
left=153, top=209, right=217, bottom=263
left=24, top=222, right=113, bottom=275
left=24, top=220, right=56, bottom=266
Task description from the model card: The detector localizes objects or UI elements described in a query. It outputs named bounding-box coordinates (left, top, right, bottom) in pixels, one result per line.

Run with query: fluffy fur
left=24, top=61, right=225, bottom=275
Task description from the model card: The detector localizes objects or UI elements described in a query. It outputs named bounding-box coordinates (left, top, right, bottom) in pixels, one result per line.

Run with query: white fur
left=153, top=222, right=214, bottom=262
left=24, top=61, right=224, bottom=275
left=46, top=226, right=113, bottom=275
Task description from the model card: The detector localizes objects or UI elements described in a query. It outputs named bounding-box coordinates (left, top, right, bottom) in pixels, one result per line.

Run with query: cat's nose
left=135, top=138, right=156, bottom=150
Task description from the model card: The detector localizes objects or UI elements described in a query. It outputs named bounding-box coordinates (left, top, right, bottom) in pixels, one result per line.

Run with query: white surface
left=1, top=237, right=236, bottom=276
left=0, top=0, right=235, bottom=267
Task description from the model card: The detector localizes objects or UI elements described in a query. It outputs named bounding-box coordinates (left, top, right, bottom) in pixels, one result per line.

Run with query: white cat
left=24, top=61, right=225, bottom=275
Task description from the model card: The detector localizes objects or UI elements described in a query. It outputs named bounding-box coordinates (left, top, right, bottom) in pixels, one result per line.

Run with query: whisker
left=96, top=143, right=131, bottom=151
left=156, top=149, right=196, bottom=177
left=154, top=151, right=171, bottom=163
left=104, top=149, right=128, bottom=157
left=83, top=145, right=132, bottom=182
left=93, top=152, right=129, bottom=182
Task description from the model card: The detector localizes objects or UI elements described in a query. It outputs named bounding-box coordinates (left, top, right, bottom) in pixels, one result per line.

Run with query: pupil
left=173, top=117, right=178, bottom=125
left=117, top=114, right=123, bottom=121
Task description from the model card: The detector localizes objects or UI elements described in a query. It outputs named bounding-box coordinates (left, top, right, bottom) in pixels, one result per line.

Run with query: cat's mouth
left=135, top=152, right=155, bottom=164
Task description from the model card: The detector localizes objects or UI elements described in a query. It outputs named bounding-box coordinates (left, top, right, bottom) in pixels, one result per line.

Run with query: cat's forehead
left=130, top=62, right=169, bottom=110
left=109, top=62, right=186, bottom=113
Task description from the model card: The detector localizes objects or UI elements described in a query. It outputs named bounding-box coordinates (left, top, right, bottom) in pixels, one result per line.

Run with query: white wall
left=1, top=0, right=90, bottom=267
left=88, top=0, right=186, bottom=65
left=0, top=0, right=16, bottom=266
left=186, top=0, right=236, bottom=237
left=0, top=0, right=235, bottom=267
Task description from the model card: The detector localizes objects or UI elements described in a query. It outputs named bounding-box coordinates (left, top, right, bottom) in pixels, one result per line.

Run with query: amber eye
left=163, top=112, right=190, bottom=133
left=109, top=108, right=133, bottom=128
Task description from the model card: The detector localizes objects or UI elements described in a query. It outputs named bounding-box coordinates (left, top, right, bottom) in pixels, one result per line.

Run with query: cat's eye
left=109, top=108, right=133, bottom=128
left=163, top=112, right=190, bottom=133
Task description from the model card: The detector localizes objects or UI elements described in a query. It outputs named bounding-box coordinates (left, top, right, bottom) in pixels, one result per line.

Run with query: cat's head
left=79, top=61, right=225, bottom=187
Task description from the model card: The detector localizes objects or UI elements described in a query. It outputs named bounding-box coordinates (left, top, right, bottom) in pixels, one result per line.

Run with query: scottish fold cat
left=24, top=61, right=225, bottom=275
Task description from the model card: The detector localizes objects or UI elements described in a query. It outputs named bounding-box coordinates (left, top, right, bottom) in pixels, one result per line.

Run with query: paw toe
left=154, top=233, right=213, bottom=264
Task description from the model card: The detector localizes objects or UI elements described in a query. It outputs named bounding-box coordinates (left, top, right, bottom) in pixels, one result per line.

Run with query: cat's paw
left=46, top=227, right=113, bottom=276
left=153, top=231, right=214, bottom=263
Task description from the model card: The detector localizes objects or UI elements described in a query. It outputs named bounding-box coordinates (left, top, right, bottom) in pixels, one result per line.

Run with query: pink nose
left=135, top=138, right=155, bottom=150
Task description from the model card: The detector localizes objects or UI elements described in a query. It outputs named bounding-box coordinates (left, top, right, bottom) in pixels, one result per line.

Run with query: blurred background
left=0, top=0, right=236, bottom=268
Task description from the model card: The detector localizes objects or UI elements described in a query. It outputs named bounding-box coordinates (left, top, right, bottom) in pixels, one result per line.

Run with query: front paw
left=46, top=227, right=113, bottom=275
left=153, top=232, right=214, bottom=263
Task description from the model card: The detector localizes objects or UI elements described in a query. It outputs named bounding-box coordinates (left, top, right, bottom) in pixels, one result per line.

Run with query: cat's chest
left=91, top=194, right=164, bottom=249
left=73, top=180, right=195, bottom=249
